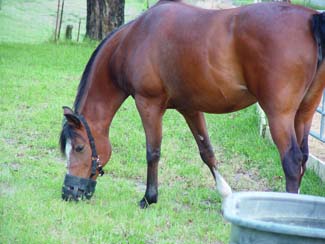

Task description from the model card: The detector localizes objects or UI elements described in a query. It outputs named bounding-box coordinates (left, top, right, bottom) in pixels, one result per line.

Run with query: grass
left=1, top=41, right=324, bottom=243
left=292, top=0, right=325, bottom=9
left=1, top=0, right=325, bottom=243
left=0, top=42, right=226, bottom=243
left=233, top=0, right=254, bottom=5
left=0, top=0, right=84, bottom=43
left=0, top=0, right=154, bottom=43
left=233, top=0, right=325, bottom=8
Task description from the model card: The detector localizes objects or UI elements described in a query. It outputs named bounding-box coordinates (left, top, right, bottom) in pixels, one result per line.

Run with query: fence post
left=54, top=0, right=61, bottom=42
left=65, top=25, right=73, bottom=40
left=58, top=0, right=65, bottom=40
left=77, top=19, right=81, bottom=42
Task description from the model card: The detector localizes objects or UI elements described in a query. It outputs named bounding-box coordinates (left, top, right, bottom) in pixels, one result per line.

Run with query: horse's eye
left=75, top=145, right=84, bottom=153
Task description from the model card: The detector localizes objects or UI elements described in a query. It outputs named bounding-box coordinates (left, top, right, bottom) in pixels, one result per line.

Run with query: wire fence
left=0, top=0, right=153, bottom=43
left=310, top=91, right=325, bottom=143
left=0, top=0, right=232, bottom=43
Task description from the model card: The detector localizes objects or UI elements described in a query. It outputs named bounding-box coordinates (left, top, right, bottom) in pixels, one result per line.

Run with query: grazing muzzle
left=62, top=174, right=97, bottom=201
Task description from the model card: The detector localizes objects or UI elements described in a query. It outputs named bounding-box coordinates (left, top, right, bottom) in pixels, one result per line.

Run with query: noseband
left=62, top=113, right=104, bottom=201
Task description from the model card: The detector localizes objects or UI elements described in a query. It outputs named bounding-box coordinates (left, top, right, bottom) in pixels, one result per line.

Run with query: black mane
left=73, top=21, right=134, bottom=112
left=60, top=21, right=134, bottom=156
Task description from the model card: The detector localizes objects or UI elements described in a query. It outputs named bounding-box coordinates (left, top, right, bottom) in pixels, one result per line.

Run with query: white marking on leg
left=198, top=134, right=204, bottom=141
left=65, top=139, right=72, bottom=174
left=213, top=169, right=232, bottom=198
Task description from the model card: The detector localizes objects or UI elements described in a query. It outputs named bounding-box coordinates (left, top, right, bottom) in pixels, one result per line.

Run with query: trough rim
left=222, top=191, right=325, bottom=239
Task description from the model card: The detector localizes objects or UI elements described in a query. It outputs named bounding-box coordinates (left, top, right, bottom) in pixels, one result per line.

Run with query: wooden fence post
left=54, top=0, right=61, bottom=42
left=58, top=0, right=65, bottom=40
left=65, top=25, right=73, bottom=40
left=77, top=19, right=81, bottom=42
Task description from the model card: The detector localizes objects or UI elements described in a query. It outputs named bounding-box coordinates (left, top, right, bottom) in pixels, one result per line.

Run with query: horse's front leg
left=135, top=96, right=165, bottom=208
left=179, top=111, right=232, bottom=198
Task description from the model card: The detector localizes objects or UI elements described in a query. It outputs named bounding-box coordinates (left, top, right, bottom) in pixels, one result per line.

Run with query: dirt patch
left=1, top=161, right=21, bottom=171
left=219, top=153, right=271, bottom=193
left=0, top=183, right=16, bottom=196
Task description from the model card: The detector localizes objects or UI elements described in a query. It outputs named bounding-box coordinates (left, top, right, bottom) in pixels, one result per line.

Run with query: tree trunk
left=86, top=0, right=125, bottom=41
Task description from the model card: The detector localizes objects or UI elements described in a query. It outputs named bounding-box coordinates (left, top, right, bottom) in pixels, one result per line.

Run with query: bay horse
left=60, top=0, right=325, bottom=208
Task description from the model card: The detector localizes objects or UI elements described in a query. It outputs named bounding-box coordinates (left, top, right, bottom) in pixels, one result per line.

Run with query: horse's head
left=59, top=106, right=106, bottom=201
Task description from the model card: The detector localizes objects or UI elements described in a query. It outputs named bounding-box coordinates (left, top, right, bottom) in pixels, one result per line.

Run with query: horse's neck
left=78, top=58, right=127, bottom=135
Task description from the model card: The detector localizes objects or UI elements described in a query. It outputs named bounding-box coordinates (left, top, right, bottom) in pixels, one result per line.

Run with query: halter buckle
left=92, top=156, right=104, bottom=176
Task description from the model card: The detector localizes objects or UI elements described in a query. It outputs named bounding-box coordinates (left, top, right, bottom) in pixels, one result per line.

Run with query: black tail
left=312, top=12, right=325, bottom=65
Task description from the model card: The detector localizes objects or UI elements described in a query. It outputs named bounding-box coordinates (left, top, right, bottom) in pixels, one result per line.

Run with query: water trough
left=222, top=192, right=325, bottom=244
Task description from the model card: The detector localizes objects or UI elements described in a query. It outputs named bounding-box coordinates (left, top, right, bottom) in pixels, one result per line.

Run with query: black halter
left=77, top=114, right=104, bottom=178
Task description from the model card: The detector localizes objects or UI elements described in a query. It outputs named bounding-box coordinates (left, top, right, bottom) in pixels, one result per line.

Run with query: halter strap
left=77, top=114, right=104, bottom=178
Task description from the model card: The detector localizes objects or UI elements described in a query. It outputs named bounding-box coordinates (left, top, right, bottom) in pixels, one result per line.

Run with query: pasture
left=1, top=42, right=325, bottom=244
left=1, top=0, right=325, bottom=243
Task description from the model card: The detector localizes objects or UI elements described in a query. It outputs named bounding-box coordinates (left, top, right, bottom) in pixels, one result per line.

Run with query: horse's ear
left=63, top=106, right=81, bottom=128
left=63, top=106, right=74, bottom=114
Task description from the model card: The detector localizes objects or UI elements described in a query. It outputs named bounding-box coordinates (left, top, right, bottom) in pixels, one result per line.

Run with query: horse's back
left=111, top=1, right=318, bottom=113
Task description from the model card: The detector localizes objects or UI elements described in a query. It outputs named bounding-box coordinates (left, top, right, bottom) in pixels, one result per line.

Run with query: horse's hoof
left=214, top=170, right=232, bottom=198
left=139, top=198, right=149, bottom=209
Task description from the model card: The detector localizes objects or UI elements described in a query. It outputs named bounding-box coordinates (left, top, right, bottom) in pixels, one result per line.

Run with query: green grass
left=292, top=0, right=325, bottom=9
left=0, top=0, right=155, bottom=43
left=1, top=41, right=324, bottom=243
left=233, top=0, right=325, bottom=8
left=0, top=0, right=85, bottom=43
left=1, top=0, right=325, bottom=243
left=233, top=0, right=254, bottom=5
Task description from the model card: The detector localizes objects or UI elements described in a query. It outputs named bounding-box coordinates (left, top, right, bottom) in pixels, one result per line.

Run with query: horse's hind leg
left=135, top=96, right=165, bottom=208
left=180, top=111, right=232, bottom=198
left=294, top=116, right=312, bottom=191
left=293, top=62, right=325, bottom=189
left=294, top=84, right=325, bottom=187
left=267, top=112, right=303, bottom=193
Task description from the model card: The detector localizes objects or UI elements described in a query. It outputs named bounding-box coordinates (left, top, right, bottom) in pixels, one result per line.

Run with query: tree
left=86, top=0, right=125, bottom=40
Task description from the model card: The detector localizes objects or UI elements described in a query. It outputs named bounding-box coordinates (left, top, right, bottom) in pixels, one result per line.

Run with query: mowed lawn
left=0, top=0, right=156, bottom=43
left=0, top=40, right=324, bottom=243
left=1, top=0, right=325, bottom=243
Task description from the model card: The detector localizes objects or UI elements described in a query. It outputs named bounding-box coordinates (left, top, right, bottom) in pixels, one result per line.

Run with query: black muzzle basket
left=62, top=174, right=97, bottom=201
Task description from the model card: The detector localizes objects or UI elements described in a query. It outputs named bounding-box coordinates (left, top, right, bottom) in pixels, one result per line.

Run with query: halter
left=62, top=112, right=104, bottom=201
left=77, top=114, right=104, bottom=177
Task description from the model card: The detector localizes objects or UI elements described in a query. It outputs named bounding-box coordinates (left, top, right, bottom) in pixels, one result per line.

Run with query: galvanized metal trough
left=222, top=192, right=325, bottom=244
